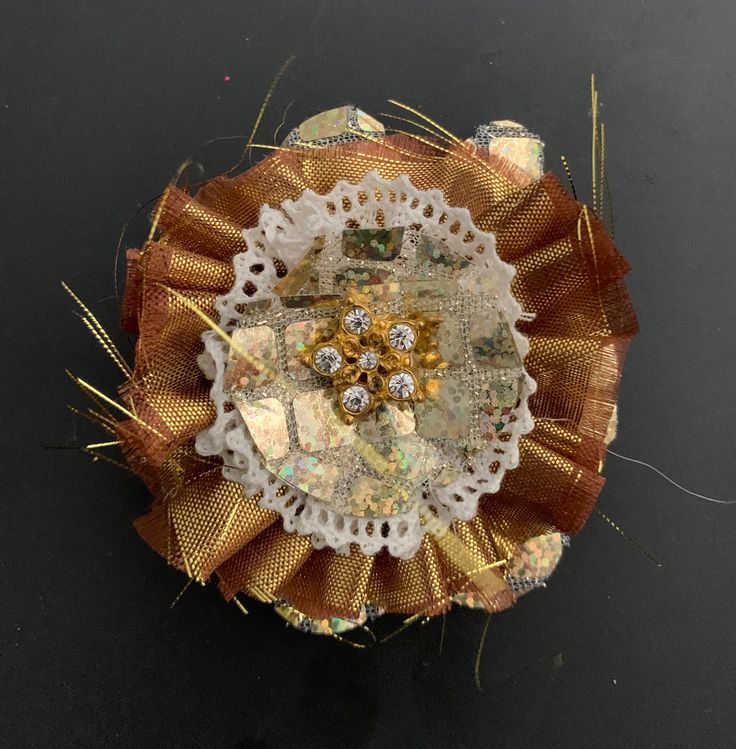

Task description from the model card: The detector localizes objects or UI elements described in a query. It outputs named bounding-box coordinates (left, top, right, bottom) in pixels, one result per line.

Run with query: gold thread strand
left=591, top=73, right=598, bottom=209
left=379, top=613, right=430, bottom=643
left=232, top=54, right=296, bottom=173
left=595, top=509, right=663, bottom=567
left=379, top=112, right=461, bottom=149
left=67, top=404, right=117, bottom=435
left=232, top=596, right=250, bottom=616
left=560, top=155, right=578, bottom=201
left=474, top=614, right=492, bottom=692
left=388, top=99, right=463, bottom=145
left=169, top=578, right=193, bottom=609
left=84, top=440, right=121, bottom=449
left=598, top=122, right=606, bottom=217
left=66, top=371, right=166, bottom=439
left=81, top=447, right=136, bottom=475
left=62, top=282, right=133, bottom=377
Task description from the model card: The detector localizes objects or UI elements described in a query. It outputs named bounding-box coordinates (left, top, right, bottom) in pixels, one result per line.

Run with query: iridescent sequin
left=334, top=267, right=393, bottom=287
left=415, top=376, right=471, bottom=439
left=297, top=106, right=384, bottom=142
left=347, top=476, right=411, bottom=517
left=437, top=314, right=465, bottom=366
left=277, top=453, right=340, bottom=501
left=470, top=309, right=522, bottom=369
left=416, top=235, right=470, bottom=274
left=236, top=397, right=290, bottom=461
left=478, top=375, right=521, bottom=439
left=292, top=389, right=356, bottom=452
left=224, top=326, right=278, bottom=391
left=508, top=533, right=564, bottom=579
left=374, top=434, right=440, bottom=483
left=272, top=237, right=324, bottom=297
left=342, top=227, right=404, bottom=261
left=357, top=402, right=416, bottom=443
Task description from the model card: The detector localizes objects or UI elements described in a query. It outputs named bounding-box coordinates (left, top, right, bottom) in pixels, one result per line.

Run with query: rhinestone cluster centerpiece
left=304, top=292, right=445, bottom=422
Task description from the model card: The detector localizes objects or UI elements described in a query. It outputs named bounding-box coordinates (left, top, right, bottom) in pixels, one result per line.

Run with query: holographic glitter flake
left=272, top=237, right=325, bottom=298
left=297, top=106, right=384, bottom=142
left=478, top=374, right=521, bottom=439
left=274, top=600, right=372, bottom=636
left=334, top=266, right=393, bottom=287
left=347, top=476, right=411, bottom=517
left=292, top=389, right=356, bottom=452
left=470, top=309, right=522, bottom=369
left=224, top=326, right=278, bottom=391
left=284, top=319, right=335, bottom=380
left=374, top=434, right=440, bottom=484
left=236, top=397, right=290, bottom=461
left=415, top=375, right=471, bottom=439
left=361, top=282, right=403, bottom=302
left=400, top=279, right=458, bottom=300
left=277, top=453, right=340, bottom=501
left=489, top=137, right=543, bottom=179
left=416, top=235, right=471, bottom=274
left=436, top=314, right=465, bottom=366
left=342, top=227, right=404, bottom=261
left=357, top=402, right=416, bottom=443
left=508, top=533, right=564, bottom=579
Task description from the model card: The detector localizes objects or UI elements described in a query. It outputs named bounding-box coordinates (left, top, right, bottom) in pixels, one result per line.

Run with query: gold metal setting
left=304, top=291, right=446, bottom=423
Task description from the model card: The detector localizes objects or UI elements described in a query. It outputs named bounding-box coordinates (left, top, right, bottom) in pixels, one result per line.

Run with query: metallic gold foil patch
left=292, top=389, right=356, bottom=452
left=342, top=228, right=404, bottom=261
left=277, top=453, right=340, bottom=501
left=334, top=266, right=393, bottom=287
left=298, top=106, right=384, bottom=142
left=489, top=137, right=543, bottom=179
left=224, top=326, right=278, bottom=391
left=272, top=237, right=325, bottom=297
left=236, top=397, right=290, bottom=461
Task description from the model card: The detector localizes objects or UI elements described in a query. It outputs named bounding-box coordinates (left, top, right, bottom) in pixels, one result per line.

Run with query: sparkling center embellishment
left=313, top=345, right=343, bottom=374
left=388, top=323, right=416, bottom=352
left=388, top=371, right=416, bottom=399
left=343, top=306, right=372, bottom=334
left=342, top=385, right=371, bottom=414
left=305, top=291, right=446, bottom=423
left=358, top=351, right=379, bottom=370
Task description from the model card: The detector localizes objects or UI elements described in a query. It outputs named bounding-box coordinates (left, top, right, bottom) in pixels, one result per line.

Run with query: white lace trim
left=196, top=172, right=535, bottom=559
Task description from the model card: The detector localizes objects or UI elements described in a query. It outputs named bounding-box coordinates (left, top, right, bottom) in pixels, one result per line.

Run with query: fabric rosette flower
left=109, top=103, right=636, bottom=638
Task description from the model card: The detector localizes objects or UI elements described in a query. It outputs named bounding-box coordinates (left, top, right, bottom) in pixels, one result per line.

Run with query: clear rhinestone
left=388, top=371, right=416, bottom=399
left=388, top=323, right=416, bottom=351
left=343, top=307, right=372, bottom=334
left=358, top=351, right=379, bottom=370
left=313, top=345, right=342, bottom=374
left=342, top=385, right=371, bottom=414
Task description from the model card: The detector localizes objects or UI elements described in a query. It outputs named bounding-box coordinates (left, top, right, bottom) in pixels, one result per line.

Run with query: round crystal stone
left=388, top=323, right=416, bottom=351
left=313, top=345, right=342, bottom=374
left=388, top=371, right=416, bottom=399
left=343, top=307, right=371, bottom=334
left=342, top=385, right=371, bottom=414
left=358, top=351, right=379, bottom=370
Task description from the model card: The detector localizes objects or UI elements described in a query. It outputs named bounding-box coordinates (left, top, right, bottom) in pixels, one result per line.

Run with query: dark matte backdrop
left=2, top=1, right=735, bottom=747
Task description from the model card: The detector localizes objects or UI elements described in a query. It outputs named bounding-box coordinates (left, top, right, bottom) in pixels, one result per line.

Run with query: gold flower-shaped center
left=305, top=293, right=444, bottom=422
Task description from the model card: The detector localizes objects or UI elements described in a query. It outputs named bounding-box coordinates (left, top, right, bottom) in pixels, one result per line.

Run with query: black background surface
left=2, top=1, right=735, bottom=747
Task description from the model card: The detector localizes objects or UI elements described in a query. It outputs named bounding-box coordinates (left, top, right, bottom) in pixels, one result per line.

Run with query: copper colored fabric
left=117, top=134, right=637, bottom=618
